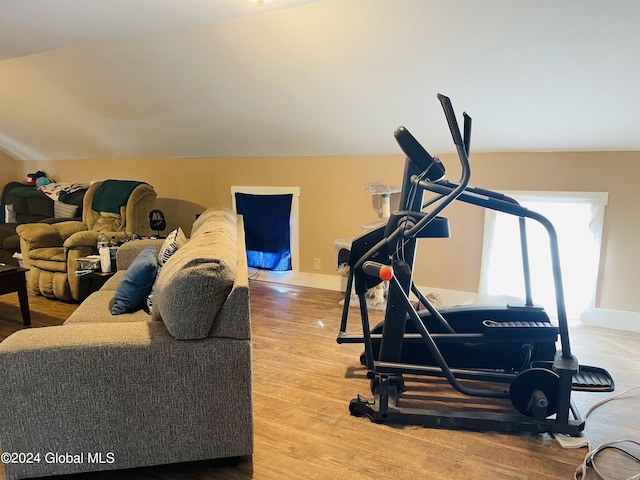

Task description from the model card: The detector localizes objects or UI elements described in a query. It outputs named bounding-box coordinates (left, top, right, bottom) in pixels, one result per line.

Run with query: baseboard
left=249, top=269, right=345, bottom=291
left=414, top=286, right=479, bottom=306
left=252, top=270, right=640, bottom=334
left=249, top=270, right=478, bottom=303
left=582, top=308, right=640, bottom=333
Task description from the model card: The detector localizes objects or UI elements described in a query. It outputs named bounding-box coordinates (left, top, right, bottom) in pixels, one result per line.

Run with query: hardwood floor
left=1, top=281, right=638, bottom=479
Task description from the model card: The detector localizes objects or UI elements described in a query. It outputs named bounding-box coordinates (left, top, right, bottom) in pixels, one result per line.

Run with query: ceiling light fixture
left=249, top=0, right=274, bottom=5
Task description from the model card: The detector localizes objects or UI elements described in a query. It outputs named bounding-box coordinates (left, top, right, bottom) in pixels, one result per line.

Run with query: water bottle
left=97, top=232, right=111, bottom=273
left=109, top=236, right=118, bottom=271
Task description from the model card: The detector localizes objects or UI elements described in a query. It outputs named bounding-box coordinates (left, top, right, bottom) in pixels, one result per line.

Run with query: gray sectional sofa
left=0, top=207, right=253, bottom=479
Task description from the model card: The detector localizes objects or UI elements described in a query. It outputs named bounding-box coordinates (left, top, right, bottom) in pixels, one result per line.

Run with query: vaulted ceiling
left=1, top=0, right=638, bottom=160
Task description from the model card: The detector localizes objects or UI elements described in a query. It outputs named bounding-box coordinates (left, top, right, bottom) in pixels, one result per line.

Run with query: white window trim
left=497, top=190, right=608, bottom=206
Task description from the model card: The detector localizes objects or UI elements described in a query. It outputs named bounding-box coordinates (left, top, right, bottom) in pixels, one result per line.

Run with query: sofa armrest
left=116, top=239, right=163, bottom=270
left=65, top=231, right=132, bottom=250
left=17, top=222, right=88, bottom=270
left=17, top=221, right=88, bottom=248
left=0, top=322, right=253, bottom=479
left=16, top=222, right=63, bottom=248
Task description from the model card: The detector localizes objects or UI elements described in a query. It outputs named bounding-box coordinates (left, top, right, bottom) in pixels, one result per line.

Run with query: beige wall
left=15, top=151, right=640, bottom=313
left=0, top=151, right=18, bottom=192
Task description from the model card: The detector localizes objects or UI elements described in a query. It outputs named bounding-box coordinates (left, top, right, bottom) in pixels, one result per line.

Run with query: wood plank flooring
left=0, top=281, right=638, bottom=479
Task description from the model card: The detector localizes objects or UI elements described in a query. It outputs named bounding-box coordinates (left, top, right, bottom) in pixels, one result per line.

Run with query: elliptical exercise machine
left=338, top=94, right=614, bottom=435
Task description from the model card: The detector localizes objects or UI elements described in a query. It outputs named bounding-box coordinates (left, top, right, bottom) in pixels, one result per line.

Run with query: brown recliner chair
left=17, top=180, right=157, bottom=302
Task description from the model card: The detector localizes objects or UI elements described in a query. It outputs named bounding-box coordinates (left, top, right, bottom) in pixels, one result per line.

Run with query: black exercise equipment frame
left=340, top=94, right=613, bottom=435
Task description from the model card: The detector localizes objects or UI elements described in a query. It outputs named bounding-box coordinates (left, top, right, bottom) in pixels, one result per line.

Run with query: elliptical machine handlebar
left=362, top=261, right=394, bottom=281
left=437, top=93, right=465, bottom=149
left=393, top=94, right=472, bottom=239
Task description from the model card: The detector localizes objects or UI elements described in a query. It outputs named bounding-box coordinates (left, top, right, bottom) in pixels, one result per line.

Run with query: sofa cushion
left=112, top=246, right=158, bottom=315
left=65, top=291, right=154, bottom=324
left=100, top=270, right=126, bottom=291
left=190, top=206, right=236, bottom=238
left=30, top=268, right=72, bottom=300
left=29, top=247, right=67, bottom=272
left=1, top=204, right=16, bottom=223
left=4, top=185, right=54, bottom=223
left=53, top=201, right=78, bottom=218
left=91, top=211, right=124, bottom=232
left=16, top=223, right=65, bottom=249
left=153, top=214, right=237, bottom=340
left=1, top=229, right=19, bottom=249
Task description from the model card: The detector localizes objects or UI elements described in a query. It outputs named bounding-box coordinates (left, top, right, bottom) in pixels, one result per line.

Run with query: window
left=231, top=186, right=300, bottom=273
left=235, top=192, right=293, bottom=271
left=479, top=191, right=608, bottom=322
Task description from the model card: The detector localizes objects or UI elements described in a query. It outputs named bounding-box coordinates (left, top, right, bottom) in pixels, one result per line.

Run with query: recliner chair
left=0, top=181, right=87, bottom=266
left=17, top=180, right=157, bottom=302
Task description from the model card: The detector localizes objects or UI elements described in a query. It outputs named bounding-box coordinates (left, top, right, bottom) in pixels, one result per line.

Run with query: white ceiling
left=1, top=0, right=639, bottom=160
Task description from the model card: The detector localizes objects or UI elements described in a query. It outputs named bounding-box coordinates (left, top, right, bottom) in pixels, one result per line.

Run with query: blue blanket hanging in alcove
left=235, top=193, right=292, bottom=271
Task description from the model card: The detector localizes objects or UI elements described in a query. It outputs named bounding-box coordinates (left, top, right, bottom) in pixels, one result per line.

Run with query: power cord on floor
left=574, top=385, right=640, bottom=480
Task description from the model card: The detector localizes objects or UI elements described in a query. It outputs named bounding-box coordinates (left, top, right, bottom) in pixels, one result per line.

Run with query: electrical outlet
left=313, top=258, right=321, bottom=270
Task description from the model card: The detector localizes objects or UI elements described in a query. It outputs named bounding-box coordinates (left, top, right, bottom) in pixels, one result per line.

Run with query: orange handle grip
left=362, top=261, right=393, bottom=281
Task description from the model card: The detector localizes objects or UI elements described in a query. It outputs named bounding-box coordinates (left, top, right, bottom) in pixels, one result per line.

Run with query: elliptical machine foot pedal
left=532, top=361, right=615, bottom=392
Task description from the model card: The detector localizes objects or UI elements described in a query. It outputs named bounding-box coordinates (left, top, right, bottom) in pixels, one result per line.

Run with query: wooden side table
left=89, top=270, right=116, bottom=292
left=0, top=267, right=31, bottom=327
left=78, top=270, right=116, bottom=302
